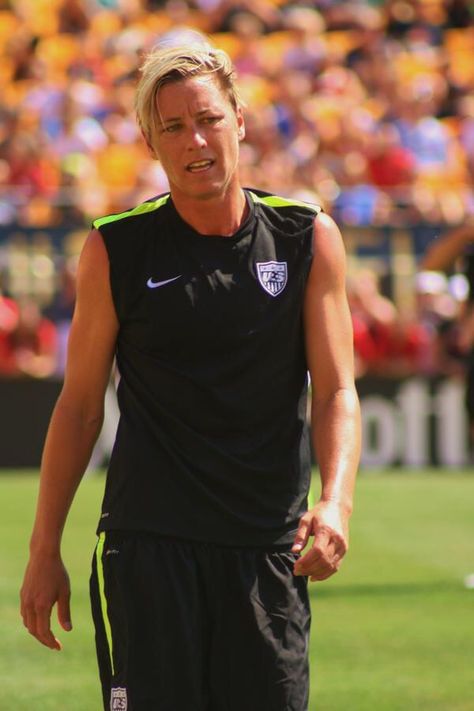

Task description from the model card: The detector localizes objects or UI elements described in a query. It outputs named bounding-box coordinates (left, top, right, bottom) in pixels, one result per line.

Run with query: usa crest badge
left=256, top=261, right=288, bottom=297
left=110, top=687, right=127, bottom=710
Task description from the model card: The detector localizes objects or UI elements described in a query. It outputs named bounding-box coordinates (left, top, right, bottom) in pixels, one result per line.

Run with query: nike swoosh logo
left=147, top=275, right=182, bottom=289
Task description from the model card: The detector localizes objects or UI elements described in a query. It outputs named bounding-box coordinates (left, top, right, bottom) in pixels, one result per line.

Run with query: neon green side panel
left=93, top=194, right=170, bottom=229
left=248, top=191, right=321, bottom=213
left=96, top=532, right=115, bottom=676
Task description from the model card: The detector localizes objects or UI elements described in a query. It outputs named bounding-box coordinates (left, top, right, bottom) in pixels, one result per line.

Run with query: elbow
left=54, top=393, right=105, bottom=435
left=312, top=385, right=360, bottom=414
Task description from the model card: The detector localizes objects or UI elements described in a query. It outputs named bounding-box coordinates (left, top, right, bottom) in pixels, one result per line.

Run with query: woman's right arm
left=20, top=229, right=119, bottom=650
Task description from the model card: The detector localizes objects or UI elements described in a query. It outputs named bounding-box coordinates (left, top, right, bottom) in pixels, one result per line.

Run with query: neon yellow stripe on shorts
left=96, top=532, right=115, bottom=676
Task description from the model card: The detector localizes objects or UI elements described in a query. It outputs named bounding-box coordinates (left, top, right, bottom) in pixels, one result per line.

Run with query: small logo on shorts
left=110, top=687, right=127, bottom=710
left=256, top=261, right=288, bottom=297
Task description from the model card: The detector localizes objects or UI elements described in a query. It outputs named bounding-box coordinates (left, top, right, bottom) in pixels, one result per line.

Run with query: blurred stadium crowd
left=0, top=0, right=473, bottom=381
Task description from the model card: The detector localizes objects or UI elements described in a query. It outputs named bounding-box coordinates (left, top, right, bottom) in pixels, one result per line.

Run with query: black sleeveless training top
left=93, top=189, right=321, bottom=546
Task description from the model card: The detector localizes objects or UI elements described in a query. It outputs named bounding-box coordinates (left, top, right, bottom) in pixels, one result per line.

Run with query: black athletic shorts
left=90, top=531, right=311, bottom=711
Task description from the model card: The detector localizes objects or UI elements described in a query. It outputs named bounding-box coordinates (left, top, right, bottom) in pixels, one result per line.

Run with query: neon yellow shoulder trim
left=248, top=191, right=321, bottom=213
left=96, top=532, right=115, bottom=676
left=93, top=194, right=170, bottom=229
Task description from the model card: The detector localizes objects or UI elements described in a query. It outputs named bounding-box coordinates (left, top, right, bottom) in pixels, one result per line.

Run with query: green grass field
left=1, top=470, right=473, bottom=711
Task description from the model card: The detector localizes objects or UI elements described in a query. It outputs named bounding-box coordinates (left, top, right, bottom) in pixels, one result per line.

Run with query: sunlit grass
left=1, top=470, right=473, bottom=710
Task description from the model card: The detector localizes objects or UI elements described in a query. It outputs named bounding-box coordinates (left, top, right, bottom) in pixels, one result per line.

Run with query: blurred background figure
left=0, top=297, right=57, bottom=378
left=347, top=267, right=398, bottom=377
left=420, top=222, right=474, bottom=452
left=0, top=288, right=20, bottom=375
left=44, top=256, right=77, bottom=375
left=0, top=288, right=19, bottom=335
left=348, top=267, right=434, bottom=378
left=415, top=269, right=467, bottom=375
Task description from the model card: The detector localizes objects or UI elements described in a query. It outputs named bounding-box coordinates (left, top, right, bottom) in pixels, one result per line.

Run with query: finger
left=333, top=535, right=348, bottom=557
left=20, top=598, right=27, bottom=628
left=310, top=559, right=341, bottom=582
left=299, top=555, right=332, bottom=578
left=294, top=547, right=323, bottom=573
left=294, top=531, right=330, bottom=573
left=57, top=588, right=72, bottom=632
left=24, top=607, right=37, bottom=638
left=292, top=517, right=312, bottom=553
left=304, top=557, right=341, bottom=582
left=35, top=604, right=61, bottom=650
left=20, top=586, right=30, bottom=626
left=298, top=528, right=347, bottom=570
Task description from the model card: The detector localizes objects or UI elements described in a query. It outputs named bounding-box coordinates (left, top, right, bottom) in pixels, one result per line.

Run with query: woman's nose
left=188, top=126, right=207, bottom=149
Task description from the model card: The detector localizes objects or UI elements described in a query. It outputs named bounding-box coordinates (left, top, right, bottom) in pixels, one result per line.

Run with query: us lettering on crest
left=110, top=687, right=127, bottom=711
left=256, top=261, right=288, bottom=297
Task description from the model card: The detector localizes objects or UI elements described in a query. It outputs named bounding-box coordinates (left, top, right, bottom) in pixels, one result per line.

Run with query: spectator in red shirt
left=0, top=298, right=57, bottom=378
left=367, top=123, right=415, bottom=192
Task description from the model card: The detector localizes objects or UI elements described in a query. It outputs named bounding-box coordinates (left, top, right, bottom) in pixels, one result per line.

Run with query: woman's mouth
left=186, top=159, right=214, bottom=172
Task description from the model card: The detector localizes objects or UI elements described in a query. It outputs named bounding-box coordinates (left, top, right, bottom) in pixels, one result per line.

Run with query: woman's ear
left=237, top=109, right=245, bottom=142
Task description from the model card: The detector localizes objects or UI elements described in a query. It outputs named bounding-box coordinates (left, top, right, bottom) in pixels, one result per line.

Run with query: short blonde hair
left=135, top=40, right=242, bottom=156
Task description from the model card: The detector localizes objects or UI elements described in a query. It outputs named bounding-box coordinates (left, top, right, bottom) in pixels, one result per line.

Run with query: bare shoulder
left=304, top=212, right=354, bottom=394
left=70, top=228, right=117, bottom=333
left=76, top=229, right=109, bottom=287
left=73, top=229, right=116, bottom=317
left=309, top=212, right=347, bottom=287
left=61, top=229, right=117, bottom=400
